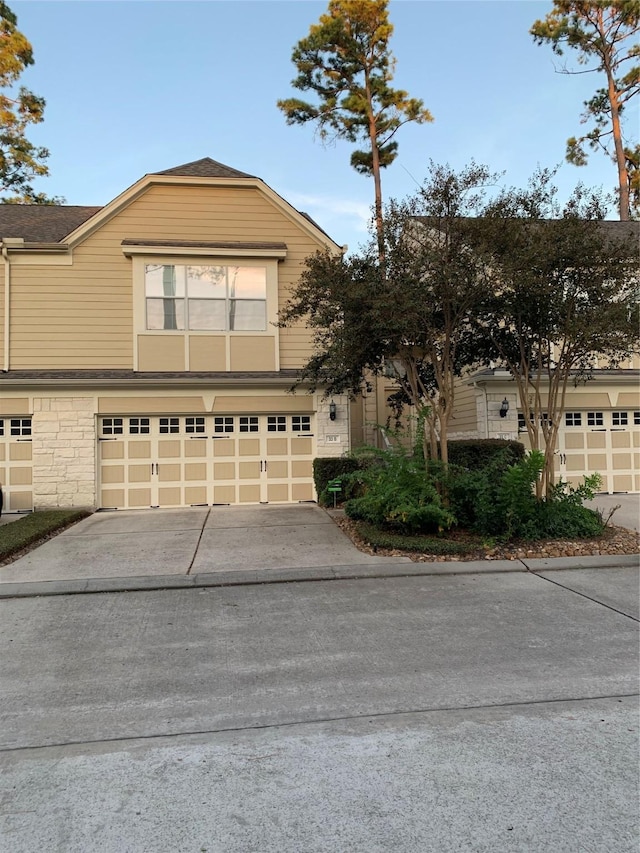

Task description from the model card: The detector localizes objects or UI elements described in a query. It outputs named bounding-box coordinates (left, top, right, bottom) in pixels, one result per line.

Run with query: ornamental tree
left=473, top=171, right=639, bottom=497
left=531, top=1, right=640, bottom=220
left=277, top=0, right=432, bottom=260
left=279, top=163, right=497, bottom=464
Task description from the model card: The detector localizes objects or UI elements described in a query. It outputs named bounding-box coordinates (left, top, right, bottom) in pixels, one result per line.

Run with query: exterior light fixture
left=329, top=400, right=337, bottom=421
left=499, top=398, right=509, bottom=418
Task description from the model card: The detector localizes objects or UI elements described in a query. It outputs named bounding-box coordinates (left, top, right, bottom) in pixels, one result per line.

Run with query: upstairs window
left=145, top=264, right=267, bottom=332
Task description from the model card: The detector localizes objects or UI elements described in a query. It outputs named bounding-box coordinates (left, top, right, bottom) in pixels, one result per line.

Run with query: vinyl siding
left=449, top=378, right=479, bottom=435
left=8, top=184, right=329, bottom=370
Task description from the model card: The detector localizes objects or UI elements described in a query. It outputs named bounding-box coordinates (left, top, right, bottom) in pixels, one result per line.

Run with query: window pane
left=229, top=300, right=266, bottom=331
left=187, top=265, right=226, bottom=299
left=145, top=264, right=185, bottom=297
left=188, top=299, right=226, bottom=330
left=146, top=298, right=185, bottom=330
left=228, top=266, right=266, bottom=299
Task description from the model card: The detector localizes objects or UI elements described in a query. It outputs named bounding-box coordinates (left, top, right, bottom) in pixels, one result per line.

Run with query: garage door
left=519, top=409, right=640, bottom=494
left=557, top=409, right=639, bottom=494
left=0, top=416, right=33, bottom=511
left=99, top=414, right=316, bottom=509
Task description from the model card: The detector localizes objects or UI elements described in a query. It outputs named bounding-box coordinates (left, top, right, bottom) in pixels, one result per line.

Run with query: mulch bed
left=331, top=512, right=640, bottom=563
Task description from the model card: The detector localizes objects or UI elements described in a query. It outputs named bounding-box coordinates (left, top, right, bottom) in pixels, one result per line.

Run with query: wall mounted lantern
left=499, top=398, right=509, bottom=418
left=329, top=400, right=337, bottom=421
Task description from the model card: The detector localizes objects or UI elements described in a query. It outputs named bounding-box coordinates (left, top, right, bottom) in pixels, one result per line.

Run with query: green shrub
left=354, top=521, right=478, bottom=555
left=313, top=457, right=362, bottom=506
left=446, top=439, right=525, bottom=470
left=344, top=449, right=455, bottom=534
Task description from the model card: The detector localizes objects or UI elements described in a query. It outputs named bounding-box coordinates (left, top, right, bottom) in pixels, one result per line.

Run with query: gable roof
left=153, top=157, right=255, bottom=179
left=0, top=205, right=102, bottom=242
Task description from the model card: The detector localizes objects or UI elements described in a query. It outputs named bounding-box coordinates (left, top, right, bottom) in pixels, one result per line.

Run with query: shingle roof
left=153, top=157, right=255, bottom=179
left=0, top=205, right=102, bottom=242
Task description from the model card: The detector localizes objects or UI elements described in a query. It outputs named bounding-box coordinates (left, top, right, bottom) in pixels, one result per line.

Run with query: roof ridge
left=153, top=157, right=256, bottom=179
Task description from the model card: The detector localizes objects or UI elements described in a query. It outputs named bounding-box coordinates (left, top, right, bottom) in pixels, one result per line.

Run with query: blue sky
left=14, top=0, right=637, bottom=252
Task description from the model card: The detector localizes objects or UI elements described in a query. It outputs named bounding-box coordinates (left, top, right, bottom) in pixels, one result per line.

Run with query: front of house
left=0, top=158, right=350, bottom=512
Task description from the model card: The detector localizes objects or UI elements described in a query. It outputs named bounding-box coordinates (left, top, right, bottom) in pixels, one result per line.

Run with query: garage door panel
left=185, top=486, right=207, bottom=505
left=158, top=487, right=181, bottom=506
left=239, top=439, right=260, bottom=456
left=101, top=488, right=124, bottom=508
left=185, top=462, right=207, bottom=481
left=239, top=461, right=260, bottom=479
left=291, top=438, right=312, bottom=455
left=214, top=485, right=235, bottom=504
left=213, top=440, right=235, bottom=457
left=158, top=440, right=181, bottom=458
left=267, top=484, right=289, bottom=502
left=159, top=463, right=181, bottom=482
left=129, top=441, right=151, bottom=459
left=267, top=438, right=288, bottom=455
left=185, top=440, right=207, bottom=458
left=612, top=453, right=631, bottom=470
left=7, top=490, right=31, bottom=510
left=9, top=443, right=31, bottom=461
left=292, top=460, right=313, bottom=479
left=128, top=488, right=151, bottom=507
left=587, top=433, right=606, bottom=449
left=613, top=475, right=633, bottom=492
left=101, top=442, right=124, bottom=459
left=239, top=484, right=261, bottom=503
left=101, top=465, right=125, bottom=484
left=588, top=453, right=607, bottom=470
left=214, top=462, right=235, bottom=479
left=292, top=483, right=314, bottom=501
left=129, top=464, right=151, bottom=483
left=611, top=432, right=631, bottom=448
left=565, top=433, right=584, bottom=449
left=267, top=460, right=288, bottom=478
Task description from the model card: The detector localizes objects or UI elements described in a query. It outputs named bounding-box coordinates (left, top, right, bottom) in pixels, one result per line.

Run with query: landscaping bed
left=330, top=510, right=640, bottom=562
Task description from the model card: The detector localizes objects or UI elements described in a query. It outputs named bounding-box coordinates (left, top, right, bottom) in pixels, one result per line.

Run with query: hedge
left=446, top=439, right=525, bottom=470
left=313, top=457, right=362, bottom=505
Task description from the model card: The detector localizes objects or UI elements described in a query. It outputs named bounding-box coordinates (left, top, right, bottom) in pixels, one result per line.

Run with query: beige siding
left=9, top=184, right=327, bottom=370
left=449, top=378, right=479, bottom=435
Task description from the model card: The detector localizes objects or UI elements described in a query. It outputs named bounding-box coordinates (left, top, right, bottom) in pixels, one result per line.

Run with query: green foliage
left=447, top=439, right=525, bottom=470
left=313, top=456, right=362, bottom=506
left=277, top=0, right=432, bottom=254
left=446, top=450, right=605, bottom=542
left=530, top=1, right=639, bottom=218
left=353, top=521, right=478, bottom=555
left=343, top=448, right=455, bottom=534
left=0, top=509, right=90, bottom=561
left=0, top=2, right=59, bottom=203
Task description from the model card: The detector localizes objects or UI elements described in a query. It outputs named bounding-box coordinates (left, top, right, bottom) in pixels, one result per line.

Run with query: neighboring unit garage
left=99, top=412, right=316, bottom=509
left=0, top=414, right=33, bottom=511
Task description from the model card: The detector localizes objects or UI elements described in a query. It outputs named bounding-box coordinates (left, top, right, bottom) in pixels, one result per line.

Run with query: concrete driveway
left=0, top=504, right=411, bottom=586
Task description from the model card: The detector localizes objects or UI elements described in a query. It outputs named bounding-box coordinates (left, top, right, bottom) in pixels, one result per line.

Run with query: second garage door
left=99, top=414, right=315, bottom=509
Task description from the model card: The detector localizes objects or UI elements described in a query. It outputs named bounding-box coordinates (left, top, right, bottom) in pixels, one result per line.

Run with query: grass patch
left=354, top=521, right=482, bottom=556
left=0, top=509, right=91, bottom=562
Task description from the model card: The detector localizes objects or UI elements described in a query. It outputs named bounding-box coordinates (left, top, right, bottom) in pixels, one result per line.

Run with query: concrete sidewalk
left=0, top=502, right=637, bottom=599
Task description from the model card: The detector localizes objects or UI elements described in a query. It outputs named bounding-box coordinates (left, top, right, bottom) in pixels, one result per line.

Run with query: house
left=0, top=158, right=350, bottom=512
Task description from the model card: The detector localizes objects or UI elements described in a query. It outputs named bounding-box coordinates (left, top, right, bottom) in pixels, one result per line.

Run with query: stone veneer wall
left=314, top=394, right=350, bottom=458
left=32, top=397, right=97, bottom=509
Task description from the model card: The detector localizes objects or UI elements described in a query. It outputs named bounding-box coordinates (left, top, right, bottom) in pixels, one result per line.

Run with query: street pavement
left=1, top=565, right=638, bottom=852
left=0, top=503, right=638, bottom=852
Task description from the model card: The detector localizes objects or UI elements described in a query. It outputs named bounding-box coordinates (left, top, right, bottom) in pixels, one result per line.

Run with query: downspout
left=2, top=243, right=10, bottom=372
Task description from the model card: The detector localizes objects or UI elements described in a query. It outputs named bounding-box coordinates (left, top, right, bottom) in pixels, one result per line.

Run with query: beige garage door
left=0, top=416, right=33, bottom=511
left=99, top=414, right=316, bottom=509
left=520, top=409, right=640, bottom=494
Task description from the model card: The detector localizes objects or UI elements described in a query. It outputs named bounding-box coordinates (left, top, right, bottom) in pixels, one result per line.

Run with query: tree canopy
left=277, top=0, right=432, bottom=258
left=0, top=1, right=57, bottom=204
left=531, top=1, right=640, bottom=220
left=473, top=171, right=639, bottom=495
